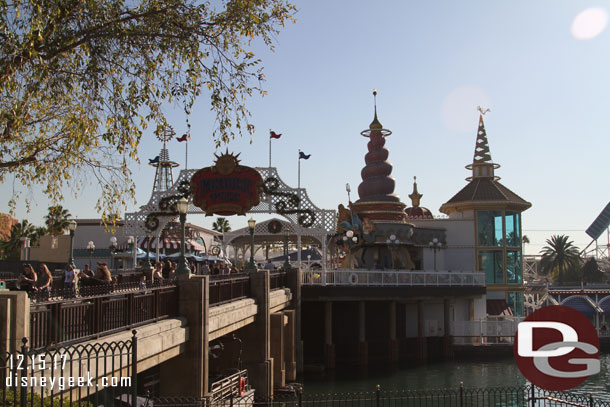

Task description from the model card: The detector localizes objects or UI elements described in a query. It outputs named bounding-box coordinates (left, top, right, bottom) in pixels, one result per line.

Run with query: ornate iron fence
left=29, top=283, right=178, bottom=350
left=0, top=333, right=137, bottom=407
left=209, top=275, right=250, bottom=306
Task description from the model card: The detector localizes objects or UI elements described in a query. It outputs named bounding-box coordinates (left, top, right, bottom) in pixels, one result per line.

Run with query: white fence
left=301, top=270, right=485, bottom=287
left=452, top=318, right=524, bottom=345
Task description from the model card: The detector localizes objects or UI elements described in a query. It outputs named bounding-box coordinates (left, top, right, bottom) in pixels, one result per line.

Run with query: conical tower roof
left=440, top=109, right=531, bottom=215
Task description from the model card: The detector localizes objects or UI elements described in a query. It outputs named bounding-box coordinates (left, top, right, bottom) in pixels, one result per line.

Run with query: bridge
left=0, top=269, right=297, bottom=402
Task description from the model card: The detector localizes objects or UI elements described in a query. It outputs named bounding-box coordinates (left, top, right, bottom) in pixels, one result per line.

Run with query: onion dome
left=405, top=177, right=433, bottom=219
left=351, top=90, right=407, bottom=222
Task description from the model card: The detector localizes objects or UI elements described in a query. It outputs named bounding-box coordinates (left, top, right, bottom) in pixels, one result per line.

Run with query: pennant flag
left=176, top=134, right=190, bottom=142
left=148, top=156, right=160, bottom=164
left=270, top=130, right=282, bottom=139
left=299, top=151, right=311, bottom=160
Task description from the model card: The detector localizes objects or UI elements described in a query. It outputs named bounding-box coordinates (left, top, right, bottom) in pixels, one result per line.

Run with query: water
left=302, top=353, right=610, bottom=399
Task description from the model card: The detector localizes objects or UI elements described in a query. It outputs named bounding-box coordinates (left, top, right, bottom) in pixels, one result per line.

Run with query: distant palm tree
left=31, top=226, right=47, bottom=246
left=540, top=235, right=581, bottom=283
left=45, top=205, right=72, bottom=235
left=522, top=235, right=530, bottom=245
left=212, top=217, right=231, bottom=233
left=0, top=220, right=36, bottom=259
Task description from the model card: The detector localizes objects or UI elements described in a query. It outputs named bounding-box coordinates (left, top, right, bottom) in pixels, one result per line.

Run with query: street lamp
left=67, top=220, right=77, bottom=268
left=428, top=237, right=442, bottom=271
left=87, top=241, right=95, bottom=268
left=386, top=234, right=400, bottom=269
left=109, top=236, right=117, bottom=271
left=146, top=230, right=153, bottom=268
left=247, top=217, right=256, bottom=271
left=283, top=231, right=291, bottom=269
left=343, top=230, right=358, bottom=269
left=175, top=197, right=191, bottom=277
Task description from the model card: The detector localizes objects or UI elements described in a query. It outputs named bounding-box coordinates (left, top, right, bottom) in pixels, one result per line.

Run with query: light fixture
left=346, top=230, right=354, bottom=238
left=67, top=219, right=77, bottom=231
left=176, top=197, right=189, bottom=214
left=248, top=217, right=256, bottom=230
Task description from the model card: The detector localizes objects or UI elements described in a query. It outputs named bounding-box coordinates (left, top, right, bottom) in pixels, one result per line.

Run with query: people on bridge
left=18, top=264, right=37, bottom=292
left=201, top=260, right=210, bottom=275
left=37, top=263, right=53, bottom=300
left=63, top=264, right=76, bottom=296
left=153, top=262, right=164, bottom=282
left=264, top=260, right=275, bottom=271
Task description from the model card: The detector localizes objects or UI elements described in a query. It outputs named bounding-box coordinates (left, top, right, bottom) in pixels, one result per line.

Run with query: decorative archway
left=124, top=166, right=336, bottom=271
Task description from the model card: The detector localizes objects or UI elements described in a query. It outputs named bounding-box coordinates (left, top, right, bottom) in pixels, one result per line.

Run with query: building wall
left=27, top=235, right=70, bottom=264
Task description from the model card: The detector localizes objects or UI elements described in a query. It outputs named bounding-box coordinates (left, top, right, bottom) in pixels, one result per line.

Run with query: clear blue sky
left=2, top=0, right=609, bottom=255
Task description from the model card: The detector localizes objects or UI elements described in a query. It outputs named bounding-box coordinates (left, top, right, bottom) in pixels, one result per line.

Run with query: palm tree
left=31, top=226, right=48, bottom=246
left=212, top=217, right=231, bottom=233
left=0, top=220, right=36, bottom=259
left=522, top=235, right=530, bottom=245
left=45, top=205, right=72, bottom=235
left=539, top=235, right=581, bottom=284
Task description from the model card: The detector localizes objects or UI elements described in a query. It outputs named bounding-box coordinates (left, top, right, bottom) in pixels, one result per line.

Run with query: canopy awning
left=138, top=237, right=204, bottom=252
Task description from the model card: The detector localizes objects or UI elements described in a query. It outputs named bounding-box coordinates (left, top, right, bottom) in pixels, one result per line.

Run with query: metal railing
left=148, top=383, right=610, bottom=407
left=302, top=270, right=485, bottom=287
left=209, top=369, right=249, bottom=403
left=270, top=271, right=287, bottom=290
left=452, top=318, right=525, bottom=345
left=1, top=333, right=137, bottom=407
left=29, top=284, right=178, bottom=349
left=209, top=275, right=250, bottom=306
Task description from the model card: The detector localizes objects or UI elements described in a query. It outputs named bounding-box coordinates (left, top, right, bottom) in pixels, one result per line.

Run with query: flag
left=148, top=156, right=160, bottom=164
left=177, top=134, right=190, bottom=142
left=299, top=151, right=311, bottom=160
left=270, top=130, right=282, bottom=139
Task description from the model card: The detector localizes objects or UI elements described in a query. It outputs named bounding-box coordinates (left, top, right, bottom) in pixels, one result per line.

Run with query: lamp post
left=386, top=234, right=401, bottom=270
left=247, top=218, right=256, bottom=271
left=428, top=237, right=442, bottom=271
left=67, top=220, right=77, bottom=268
left=343, top=230, right=358, bottom=269
left=109, top=236, right=117, bottom=271
left=307, top=254, right=312, bottom=270
left=146, top=231, right=153, bottom=268
left=283, top=231, right=291, bottom=269
left=87, top=241, right=95, bottom=268
left=175, top=197, right=191, bottom=277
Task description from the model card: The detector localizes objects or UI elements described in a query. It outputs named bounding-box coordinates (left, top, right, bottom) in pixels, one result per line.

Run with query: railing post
left=589, top=393, right=594, bottom=407
left=376, top=384, right=380, bottom=407
left=127, top=292, right=133, bottom=326
left=530, top=384, right=535, bottom=407
left=297, top=385, right=303, bottom=407
left=20, top=338, right=28, bottom=407
left=459, top=381, right=464, bottom=407
left=131, top=330, right=138, bottom=406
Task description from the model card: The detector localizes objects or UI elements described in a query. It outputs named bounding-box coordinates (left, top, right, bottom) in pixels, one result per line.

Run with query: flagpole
left=297, top=149, right=302, bottom=271
left=269, top=130, right=272, bottom=168
left=185, top=138, right=188, bottom=170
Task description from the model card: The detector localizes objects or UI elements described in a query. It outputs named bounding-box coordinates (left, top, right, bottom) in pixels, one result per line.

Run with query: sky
left=1, top=0, right=609, bottom=255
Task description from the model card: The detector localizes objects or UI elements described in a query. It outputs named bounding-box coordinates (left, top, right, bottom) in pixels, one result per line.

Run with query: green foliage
left=44, top=205, right=71, bottom=235
left=212, top=216, right=231, bottom=232
left=0, top=218, right=35, bottom=259
left=0, top=0, right=296, bottom=223
left=539, top=234, right=582, bottom=284
left=582, top=257, right=605, bottom=284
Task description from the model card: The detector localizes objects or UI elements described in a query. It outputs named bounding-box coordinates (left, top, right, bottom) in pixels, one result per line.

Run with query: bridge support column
left=286, top=269, right=303, bottom=374
left=416, top=300, right=427, bottom=362
left=284, top=309, right=297, bottom=382
left=0, top=290, right=29, bottom=354
left=388, top=301, right=399, bottom=364
left=271, top=312, right=286, bottom=389
left=324, top=301, right=335, bottom=369
left=160, top=275, right=209, bottom=398
left=242, top=270, right=273, bottom=399
left=357, top=301, right=368, bottom=367
left=443, top=299, right=454, bottom=358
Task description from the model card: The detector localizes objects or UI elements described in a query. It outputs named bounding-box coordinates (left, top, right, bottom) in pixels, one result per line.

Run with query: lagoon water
left=302, top=353, right=610, bottom=399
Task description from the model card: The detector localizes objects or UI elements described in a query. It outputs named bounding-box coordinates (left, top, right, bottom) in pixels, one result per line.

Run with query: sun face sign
left=190, top=152, right=264, bottom=216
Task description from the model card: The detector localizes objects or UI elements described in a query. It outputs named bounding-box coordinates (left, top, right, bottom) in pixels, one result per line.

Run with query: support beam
left=357, top=301, right=367, bottom=366
left=388, top=301, right=399, bottom=363
left=443, top=299, right=454, bottom=358
left=324, top=301, right=335, bottom=369
left=416, top=300, right=427, bottom=362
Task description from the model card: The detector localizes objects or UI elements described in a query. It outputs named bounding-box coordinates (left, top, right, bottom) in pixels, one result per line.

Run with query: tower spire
left=409, top=176, right=423, bottom=207
left=151, top=126, right=179, bottom=193
left=466, top=107, right=500, bottom=181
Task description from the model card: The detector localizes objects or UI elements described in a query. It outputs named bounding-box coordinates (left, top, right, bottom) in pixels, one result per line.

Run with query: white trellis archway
left=124, top=166, right=336, bottom=272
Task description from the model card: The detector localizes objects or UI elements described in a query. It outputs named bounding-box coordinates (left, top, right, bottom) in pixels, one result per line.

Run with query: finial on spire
left=369, top=89, right=383, bottom=130
left=409, top=176, right=423, bottom=207
left=477, top=106, right=490, bottom=116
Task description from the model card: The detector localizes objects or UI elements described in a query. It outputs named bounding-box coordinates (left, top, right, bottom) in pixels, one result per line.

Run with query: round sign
left=268, top=220, right=282, bottom=234
left=513, top=305, right=599, bottom=390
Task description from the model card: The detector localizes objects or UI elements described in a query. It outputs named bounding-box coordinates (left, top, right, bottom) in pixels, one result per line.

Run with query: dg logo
left=514, top=305, right=600, bottom=390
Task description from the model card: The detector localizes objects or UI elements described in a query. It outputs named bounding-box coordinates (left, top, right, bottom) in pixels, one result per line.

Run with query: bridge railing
left=209, top=274, right=250, bottom=306
left=302, top=270, right=485, bottom=287
left=29, top=283, right=179, bottom=350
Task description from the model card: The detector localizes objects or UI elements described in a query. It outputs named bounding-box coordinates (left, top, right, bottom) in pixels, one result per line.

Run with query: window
left=505, top=212, right=521, bottom=247
left=507, top=292, right=523, bottom=317
left=480, top=250, right=504, bottom=284
left=507, top=251, right=522, bottom=284
left=477, top=211, right=503, bottom=247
